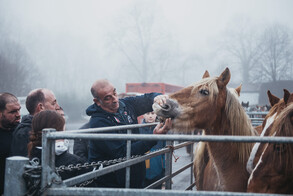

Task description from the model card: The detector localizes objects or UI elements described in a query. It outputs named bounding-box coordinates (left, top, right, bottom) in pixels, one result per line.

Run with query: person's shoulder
left=57, top=151, right=85, bottom=165
left=79, top=122, right=90, bottom=129
left=13, top=121, right=32, bottom=137
left=15, top=115, right=33, bottom=130
left=90, top=115, right=114, bottom=128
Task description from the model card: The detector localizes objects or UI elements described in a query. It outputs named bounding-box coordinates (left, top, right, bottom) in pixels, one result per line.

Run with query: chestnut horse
left=246, top=90, right=293, bottom=194
left=153, top=68, right=257, bottom=192
left=247, top=89, right=293, bottom=173
left=192, top=70, right=242, bottom=191
left=247, top=103, right=293, bottom=193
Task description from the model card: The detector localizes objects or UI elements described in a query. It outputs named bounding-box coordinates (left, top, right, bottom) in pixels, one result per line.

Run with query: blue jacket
left=139, top=120, right=166, bottom=180
left=87, top=93, right=160, bottom=188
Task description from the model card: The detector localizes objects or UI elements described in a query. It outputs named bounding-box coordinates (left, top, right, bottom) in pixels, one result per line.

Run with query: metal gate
left=5, top=121, right=292, bottom=196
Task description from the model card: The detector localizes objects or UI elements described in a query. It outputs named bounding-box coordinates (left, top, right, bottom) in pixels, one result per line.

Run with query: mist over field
left=1, top=0, right=293, bottom=120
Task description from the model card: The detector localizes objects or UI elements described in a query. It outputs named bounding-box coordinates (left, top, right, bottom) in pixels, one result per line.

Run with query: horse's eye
left=274, top=144, right=286, bottom=153
left=200, top=89, right=209, bottom=96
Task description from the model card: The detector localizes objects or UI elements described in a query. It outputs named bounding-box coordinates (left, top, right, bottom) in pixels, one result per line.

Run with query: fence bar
left=125, top=129, right=131, bottom=188
left=47, top=132, right=293, bottom=144
left=41, top=128, right=57, bottom=189
left=64, top=122, right=158, bottom=133
left=185, top=182, right=196, bottom=191
left=190, top=144, right=194, bottom=189
left=4, top=156, right=29, bottom=196
left=46, top=187, right=288, bottom=196
left=165, top=140, right=173, bottom=190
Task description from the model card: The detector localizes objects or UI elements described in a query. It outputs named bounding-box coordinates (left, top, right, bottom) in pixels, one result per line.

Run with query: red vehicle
left=125, top=82, right=183, bottom=94
left=120, top=83, right=183, bottom=123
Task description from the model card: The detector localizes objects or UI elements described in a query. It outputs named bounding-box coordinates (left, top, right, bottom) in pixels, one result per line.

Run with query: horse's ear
left=217, top=67, right=230, bottom=88
left=287, top=91, right=293, bottom=104
left=283, top=89, right=290, bottom=104
left=202, top=70, right=210, bottom=78
left=235, top=84, right=242, bottom=96
left=267, top=90, right=280, bottom=107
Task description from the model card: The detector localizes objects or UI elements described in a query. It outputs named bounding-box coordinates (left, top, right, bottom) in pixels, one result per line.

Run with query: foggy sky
left=1, top=0, right=293, bottom=97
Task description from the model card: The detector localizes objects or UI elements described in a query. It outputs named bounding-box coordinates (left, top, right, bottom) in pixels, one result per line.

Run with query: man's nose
left=16, top=110, right=21, bottom=117
left=56, top=102, right=61, bottom=110
left=113, top=96, right=119, bottom=102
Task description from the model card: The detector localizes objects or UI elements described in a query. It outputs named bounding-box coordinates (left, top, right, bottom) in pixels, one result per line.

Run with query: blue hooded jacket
left=86, top=93, right=160, bottom=188
left=139, top=119, right=166, bottom=181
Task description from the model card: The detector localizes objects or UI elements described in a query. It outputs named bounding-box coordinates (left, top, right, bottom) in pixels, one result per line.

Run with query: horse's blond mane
left=191, top=76, right=256, bottom=163
left=225, top=85, right=257, bottom=163
left=190, top=77, right=218, bottom=101
left=194, top=140, right=206, bottom=189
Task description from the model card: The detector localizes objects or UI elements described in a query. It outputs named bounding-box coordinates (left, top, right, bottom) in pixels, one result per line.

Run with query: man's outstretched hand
left=153, top=118, right=172, bottom=134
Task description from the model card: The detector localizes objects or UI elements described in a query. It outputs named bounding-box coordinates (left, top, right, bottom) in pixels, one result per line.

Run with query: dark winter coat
left=30, top=147, right=91, bottom=181
left=73, top=122, right=90, bottom=161
left=0, top=126, right=16, bottom=194
left=87, top=93, right=160, bottom=188
left=10, top=114, right=33, bottom=157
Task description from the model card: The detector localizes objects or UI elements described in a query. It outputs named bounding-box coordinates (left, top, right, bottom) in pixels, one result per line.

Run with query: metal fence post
left=190, top=133, right=194, bottom=190
left=165, top=140, right=173, bottom=189
left=4, top=156, right=29, bottom=196
left=125, top=129, right=132, bottom=188
left=41, top=128, right=56, bottom=189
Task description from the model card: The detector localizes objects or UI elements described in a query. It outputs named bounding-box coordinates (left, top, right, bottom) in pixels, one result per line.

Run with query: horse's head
left=242, top=101, right=249, bottom=108
left=261, top=89, right=293, bottom=134
left=248, top=103, right=293, bottom=193
left=153, top=67, right=231, bottom=132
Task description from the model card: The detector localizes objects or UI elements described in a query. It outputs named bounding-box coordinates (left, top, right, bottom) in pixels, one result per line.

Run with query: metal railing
left=246, top=111, right=268, bottom=126
left=4, top=123, right=195, bottom=195
left=5, top=120, right=293, bottom=196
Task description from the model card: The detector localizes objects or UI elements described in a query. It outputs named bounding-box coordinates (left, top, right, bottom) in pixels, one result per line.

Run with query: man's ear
left=35, top=103, right=44, bottom=113
left=93, top=98, right=101, bottom=106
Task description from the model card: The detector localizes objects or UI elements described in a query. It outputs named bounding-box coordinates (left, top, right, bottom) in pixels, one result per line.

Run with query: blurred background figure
left=139, top=111, right=166, bottom=189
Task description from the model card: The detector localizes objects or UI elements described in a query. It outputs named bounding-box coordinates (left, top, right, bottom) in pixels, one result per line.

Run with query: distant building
left=230, top=83, right=261, bottom=106
left=258, top=80, right=293, bottom=105
left=230, top=80, right=293, bottom=106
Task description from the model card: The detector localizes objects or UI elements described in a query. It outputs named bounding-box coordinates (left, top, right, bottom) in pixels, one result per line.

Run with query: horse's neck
left=206, top=118, right=246, bottom=168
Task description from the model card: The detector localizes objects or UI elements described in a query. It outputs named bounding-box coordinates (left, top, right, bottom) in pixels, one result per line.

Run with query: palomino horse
left=247, top=91, right=293, bottom=194
left=153, top=67, right=257, bottom=192
left=191, top=70, right=242, bottom=191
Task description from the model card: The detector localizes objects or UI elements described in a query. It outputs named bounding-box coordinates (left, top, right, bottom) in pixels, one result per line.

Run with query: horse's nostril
left=162, top=104, right=170, bottom=110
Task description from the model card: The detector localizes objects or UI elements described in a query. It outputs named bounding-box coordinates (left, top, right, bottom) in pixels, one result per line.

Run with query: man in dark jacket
left=11, top=88, right=61, bottom=156
left=73, top=122, right=90, bottom=161
left=87, top=79, right=171, bottom=188
left=0, top=93, right=21, bottom=195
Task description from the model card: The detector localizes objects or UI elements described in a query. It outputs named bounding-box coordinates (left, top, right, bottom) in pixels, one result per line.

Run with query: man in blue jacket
left=87, top=79, right=171, bottom=188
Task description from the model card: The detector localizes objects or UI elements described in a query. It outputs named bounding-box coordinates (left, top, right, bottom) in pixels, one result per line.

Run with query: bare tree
left=252, top=24, right=293, bottom=82
left=0, top=38, right=39, bottom=96
left=107, top=1, right=177, bottom=83
left=219, top=17, right=263, bottom=84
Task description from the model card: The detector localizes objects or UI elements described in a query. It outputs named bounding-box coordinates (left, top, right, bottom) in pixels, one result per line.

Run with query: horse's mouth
left=152, top=99, right=180, bottom=120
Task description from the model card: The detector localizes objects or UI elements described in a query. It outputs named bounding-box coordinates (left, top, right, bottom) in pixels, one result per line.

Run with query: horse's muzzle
left=152, top=99, right=180, bottom=119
